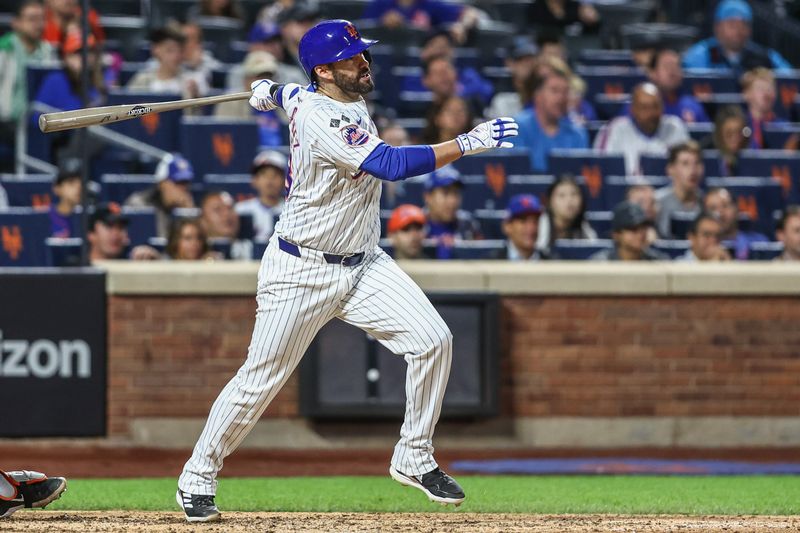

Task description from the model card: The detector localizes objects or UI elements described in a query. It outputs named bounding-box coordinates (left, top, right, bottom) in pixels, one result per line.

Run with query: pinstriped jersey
left=274, top=83, right=384, bottom=255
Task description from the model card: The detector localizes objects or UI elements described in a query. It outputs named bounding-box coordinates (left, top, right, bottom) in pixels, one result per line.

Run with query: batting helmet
left=298, top=19, right=378, bottom=85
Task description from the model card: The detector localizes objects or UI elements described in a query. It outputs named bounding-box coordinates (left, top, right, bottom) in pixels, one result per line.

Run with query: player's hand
left=455, top=117, right=519, bottom=156
left=249, top=79, right=280, bottom=112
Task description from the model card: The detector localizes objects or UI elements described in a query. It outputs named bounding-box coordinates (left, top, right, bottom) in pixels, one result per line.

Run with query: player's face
left=329, top=53, right=374, bottom=95
left=55, top=177, right=82, bottom=205
left=203, top=194, right=240, bottom=239
left=390, top=223, right=425, bottom=259
left=503, top=213, right=540, bottom=255
left=253, top=166, right=285, bottom=200
left=778, top=215, right=800, bottom=256
left=425, top=185, right=462, bottom=222
left=177, top=223, right=205, bottom=260
left=690, top=218, right=722, bottom=260
left=90, top=222, right=128, bottom=259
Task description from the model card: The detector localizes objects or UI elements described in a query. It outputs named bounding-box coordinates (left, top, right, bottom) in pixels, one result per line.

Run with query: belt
left=278, top=237, right=365, bottom=267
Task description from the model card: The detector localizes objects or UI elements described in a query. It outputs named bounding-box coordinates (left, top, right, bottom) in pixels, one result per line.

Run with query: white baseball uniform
left=179, top=84, right=453, bottom=495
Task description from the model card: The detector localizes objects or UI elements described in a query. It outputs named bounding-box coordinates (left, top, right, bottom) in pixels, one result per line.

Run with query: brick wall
left=107, top=295, right=800, bottom=437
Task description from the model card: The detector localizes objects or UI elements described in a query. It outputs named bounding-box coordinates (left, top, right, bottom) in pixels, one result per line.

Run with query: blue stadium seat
left=548, top=150, right=626, bottom=210
left=101, top=174, right=155, bottom=204
left=670, top=211, right=697, bottom=240
left=577, top=49, right=636, bottom=67
left=180, top=118, right=260, bottom=175
left=26, top=63, right=60, bottom=102
left=749, top=241, right=784, bottom=260
left=252, top=239, right=269, bottom=260
left=204, top=174, right=255, bottom=204
left=106, top=91, right=183, bottom=152
left=653, top=239, right=690, bottom=259
left=451, top=240, right=505, bottom=260
left=504, top=175, right=556, bottom=206
left=45, top=237, right=83, bottom=266
left=763, top=124, right=800, bottom=151
left=575, top=66, right=645, bottom=100
left=0, top=175, right=54, bottom=208
left=774, top=74, right=799, bottom=119
left=604, top=175, right=670, bottom=212
left=681, top=71, right=737, bottom=98
left=122, top=207, right=158, bottom=246
left=474, top=209, right=505, bottom=240
left=706, top=177, right=785, bottom=238
left=586, top=210, right=613, bottom=238
left=451, top=150, right=531, bottom=175
left=737, top=150, right=800, bottom=204
left=688, top=122, right=714, bottom=141
left=553, top=238, right=613, bottom=260
left=461, top=175, right=511, bottom=211
left=593, top=94, right=629, bottom=120
left=0, top=209, right=51, bottom=266
left=640, top=151, right=722, bottom=177
left=380, top=180, right=426, bottom=209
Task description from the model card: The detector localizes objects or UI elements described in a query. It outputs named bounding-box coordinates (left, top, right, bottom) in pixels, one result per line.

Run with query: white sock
left=0, top=472, right=15, bottom=498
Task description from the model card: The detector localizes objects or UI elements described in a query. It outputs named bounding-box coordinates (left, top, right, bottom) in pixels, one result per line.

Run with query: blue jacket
left=511, top=109, right=589, bottom=172
left=683, top=37, right=792, bottom=76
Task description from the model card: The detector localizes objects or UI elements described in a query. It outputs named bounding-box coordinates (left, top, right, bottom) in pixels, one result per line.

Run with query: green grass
left=46, top=476, right=800, bottom=515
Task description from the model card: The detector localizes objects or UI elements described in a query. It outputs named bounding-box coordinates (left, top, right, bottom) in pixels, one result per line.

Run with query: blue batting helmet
left=298, top=20, right=378, bottom=84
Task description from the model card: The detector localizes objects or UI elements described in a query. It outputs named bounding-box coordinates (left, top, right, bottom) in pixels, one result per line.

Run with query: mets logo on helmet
left=345, top=24, right=359, bottom=39
left=340, top=124, right=370, bottom=146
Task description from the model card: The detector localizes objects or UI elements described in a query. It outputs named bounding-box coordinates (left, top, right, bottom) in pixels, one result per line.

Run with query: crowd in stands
left=1, top=0, right=800, bottom=265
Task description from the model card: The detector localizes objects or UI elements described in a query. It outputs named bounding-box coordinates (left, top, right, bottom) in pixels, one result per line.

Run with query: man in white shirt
left=593, top=82, right=689, bottom=175
left=235, top=150, right=286, bottom=242
left=678, top=211, right=730, bottom=261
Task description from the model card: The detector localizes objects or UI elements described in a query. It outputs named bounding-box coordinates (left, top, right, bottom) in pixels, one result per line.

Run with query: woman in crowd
left=537, top=175, right=598, bottom=254
left=705, top=105, right=750, bottom=177
left=421, top=95, right=473, bottom=144
left=166, top=218, right=214, bottom=261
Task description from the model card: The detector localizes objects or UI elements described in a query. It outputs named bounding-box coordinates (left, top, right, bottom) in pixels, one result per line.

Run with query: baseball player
left=176, top=19, right=518, bottom=522
left=0, top=470, right=66, bottom=519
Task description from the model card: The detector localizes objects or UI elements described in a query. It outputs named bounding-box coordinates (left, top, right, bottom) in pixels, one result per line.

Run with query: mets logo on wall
left=345, top=24, right=359, bottom=39
left=340, top=124, right=370, bottom=146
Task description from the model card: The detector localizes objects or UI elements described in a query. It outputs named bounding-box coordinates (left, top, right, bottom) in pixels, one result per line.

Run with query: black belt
left=278, top=237, right=365, bottom=267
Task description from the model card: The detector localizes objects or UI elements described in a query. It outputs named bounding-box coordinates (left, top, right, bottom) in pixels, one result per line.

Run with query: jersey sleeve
left=307, top=109, right=384, bottom=174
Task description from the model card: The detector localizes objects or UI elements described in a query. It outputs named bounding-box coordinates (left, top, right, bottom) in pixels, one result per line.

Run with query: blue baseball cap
left=506, top=194, right=542, bottom=221
left=155, top=153, right=194, bottom=183
left=248, top=21, right=281, bottom=43
left=715, top=0, right=752, bottom=23
left=424, top=165, right=463, bottom=191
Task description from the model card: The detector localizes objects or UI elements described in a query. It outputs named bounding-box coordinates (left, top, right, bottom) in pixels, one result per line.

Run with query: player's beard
left=332, top=67, right=375, bottom=95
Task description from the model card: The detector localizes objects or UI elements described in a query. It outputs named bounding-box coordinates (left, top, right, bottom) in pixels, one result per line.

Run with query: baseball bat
left=38, top=91, right=252, bottom=133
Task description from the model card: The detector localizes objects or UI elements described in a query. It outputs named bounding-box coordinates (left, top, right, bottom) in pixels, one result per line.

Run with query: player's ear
left=314, top=63, right=334, bottom=83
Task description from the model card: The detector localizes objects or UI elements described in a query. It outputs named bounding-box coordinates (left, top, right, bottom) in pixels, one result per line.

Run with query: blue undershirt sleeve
left=359, top=143, right=436, bottom=182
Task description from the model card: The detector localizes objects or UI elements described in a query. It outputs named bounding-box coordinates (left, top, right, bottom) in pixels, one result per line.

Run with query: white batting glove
left=249, top=79, right=280, bottom=112
left=455, top=117, right=519, bottom=156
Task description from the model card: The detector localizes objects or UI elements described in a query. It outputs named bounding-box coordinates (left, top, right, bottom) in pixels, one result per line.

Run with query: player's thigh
left=337, top=250, right=451, bottom=356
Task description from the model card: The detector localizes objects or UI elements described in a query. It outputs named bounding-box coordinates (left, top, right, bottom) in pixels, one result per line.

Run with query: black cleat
left=0, top=471, right=67, bottom=519
left=176, top=488, right=221, bottom=522
left=390, top=465, right=465, bottom=506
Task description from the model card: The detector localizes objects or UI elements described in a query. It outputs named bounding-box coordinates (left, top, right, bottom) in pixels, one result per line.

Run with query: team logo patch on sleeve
left=340, top=124, right=370, bottom=146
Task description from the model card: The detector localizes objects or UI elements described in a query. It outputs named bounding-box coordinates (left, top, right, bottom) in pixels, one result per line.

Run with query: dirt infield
left=5, top=511, right=800, bottom=532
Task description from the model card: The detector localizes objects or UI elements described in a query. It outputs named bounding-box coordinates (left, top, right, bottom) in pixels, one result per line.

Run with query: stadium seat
left=252, top=239, right=269, bottom=260
left=99, top=16, right=146, bottom=61
left=681, top=70, right=737, bottom=98
left=101, top=174, right=155, bottom=204
left=204, top=174, right=255, bottom=204
left=451, top=150, right=532, bottom=175
left=639, top=151, right=722, bottom=177
left=604, top=175, right=670, bottom=211
left=0, top=209, right=51, bottom=266
left=45, top=237, right=83, bottom=266
left=548, top=150, right=626, bottom=209
left=575, top=66, right=645, bottom=99
left=319, top=0, right=370, bottom=21
left=122, top=206, right=158, bottom=246
left=652, top=239, right=690, bottom=259
left=688, top=122, right=714, bottom=141
left=620, top=22, right=699, bottom=52
left=451, top=239, right=506, bottom=260
left=737, top=150, right=800, bottom=204
left=180, top=118, right=260, bottom=175
left=474, top=209, right=505, bottom=240
left=763, top=123, right=800, bottom=151
left=380, top=180, right=425, bottom=209
left=774, top=74, right=799, bottom=119
left=706, top=177, right=785, bottom=238
left=749, top=241, right=784, bottom=260
left=670, top=211, right=697, bottom=240
left=461, top=175, right=510, bottom=211
left=586, top=210, right=613, bottom=238
left=0, top=175, right=54, bottom=208
left=106, top=91, right=183, bottom=152
left=593, top=94, right=629, bottom=120
left=553, top=238, right=613, bottom=260
left=577, top=49, right=636, bottom=68
left=504, top=175, right=556, bottom=204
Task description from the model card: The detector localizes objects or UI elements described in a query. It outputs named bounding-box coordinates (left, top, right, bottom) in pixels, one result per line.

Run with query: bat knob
left=38, top=114, right=48, bottom=133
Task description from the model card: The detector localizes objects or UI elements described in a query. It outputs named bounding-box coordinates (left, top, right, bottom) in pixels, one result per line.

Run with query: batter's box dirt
left=4, top=511, right=800, bottom=532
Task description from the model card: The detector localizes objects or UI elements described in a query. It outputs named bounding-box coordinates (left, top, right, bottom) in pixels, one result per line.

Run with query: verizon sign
left=0, top=331, right=91, bottom=378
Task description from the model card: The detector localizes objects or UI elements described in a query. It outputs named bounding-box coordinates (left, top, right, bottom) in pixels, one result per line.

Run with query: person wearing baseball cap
left=491, top=194, right=548, bottom=261
left=87, top=202, right=160, bottom=262
left=49, top=161, right=83, bottom=238
left=682, top=0, right=791, bottom=75
left=590, top=201, right=669, bottom=261
left=387, top=204, right=430, bottom=260
left=125, top=152, right=195, bottom=238
left=422, top=165, right=481, bottom=259
left=235, top=150, right=287, bottom=241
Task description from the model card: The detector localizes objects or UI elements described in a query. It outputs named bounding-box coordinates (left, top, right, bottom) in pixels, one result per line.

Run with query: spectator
left=421, top=54, right=487, bottom=114
left=48, top=165, right=82, bottom=237
left=567, top=74, right=597, bottom=126
left=125, top=153, right=195, bottom=238
left=166, top=218, right=214, bottom=261
left=594, top=82, right=689, bottom=175
left=625, top=183, right=658, bottom=244
left=655, top=141, right=704, bottom=238
left=422, top=165, right=481, bottom=259
left=278, top=3, right=320, bottom=69
left=492, top=194, right=547, bottom=261
left=181, top=22, right=221, bottom=84
left=363, top=0, right=482, bottom=44
left=590, top=201, right=669, bottom=261
left=43, top=0, right=104, bottom=48
left=387, top=204, right=430, bottom=260
left=422, top=95, right=472, bottom=144
left=419, top=31, right=494, bottom=109
left=188, top=0, right=244, bottom=22
left=536, top=29, right=568, bottom=62
left=226, top=20, right=305, bottom=90
left=33, top=30, right=105, bottom=164
left=741, top=67, right=790, bottom=149
left=235, top=150, right=286, bottom=242
left=683, top=0, right=791, bottom=75
left=678, top=211, right=731, bottom=261
left=127, top=27, right=208, bottom=100
left=776, top=206, right=800, bottom=261
left=647, top=48, right=709, bottom=124
left=703, top=187, right=768, bottom=260
left=87, top=203, right=160, bottom=262
left=706, top=105, right=749, bottom=176
left=527, top=0, right=600, bottom=36
left=537, top=175, right=597, bottom=253
left=201, top=191, right=253, bottom=260
left=0, top=0, right=55, bottom=159
left=488, top=38, right=538, bottom=119
left=512, top=66, right=589, bottom=173
left=216, top=51, right=283, bottom=146
left=380, top=123, right=411, bottom=146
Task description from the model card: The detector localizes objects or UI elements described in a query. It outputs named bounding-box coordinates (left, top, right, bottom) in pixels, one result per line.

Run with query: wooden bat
left=38, top=91, right=252, bottom=133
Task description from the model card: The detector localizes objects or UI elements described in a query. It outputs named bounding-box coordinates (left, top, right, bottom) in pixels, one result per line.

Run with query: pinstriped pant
left=178, top=238, right=453, bottom=495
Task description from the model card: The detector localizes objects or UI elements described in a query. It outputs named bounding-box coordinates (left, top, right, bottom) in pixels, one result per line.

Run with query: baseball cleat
left=390, top=465, right=465, bottom=506
left=0, top=471, right=67, bottom=519
left=176, top=488, right=221, bottom=522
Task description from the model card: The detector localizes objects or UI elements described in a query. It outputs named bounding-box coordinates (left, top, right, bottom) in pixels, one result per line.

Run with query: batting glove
left=455, top=117, right=519, bottom=156
left=249, top=79, right=280, bottom=112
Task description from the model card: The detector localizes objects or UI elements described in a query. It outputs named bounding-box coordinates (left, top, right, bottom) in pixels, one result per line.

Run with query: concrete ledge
left=99, top=260, right=800, bottom=296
